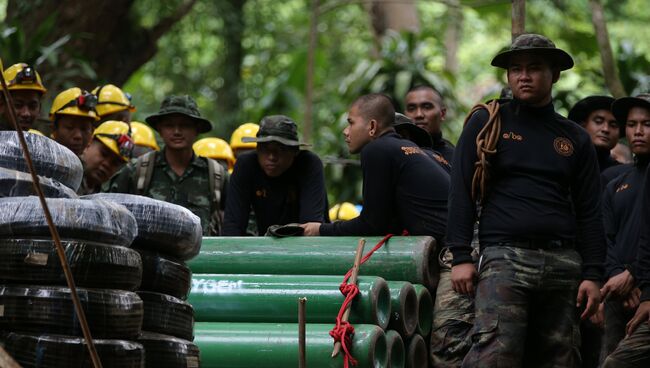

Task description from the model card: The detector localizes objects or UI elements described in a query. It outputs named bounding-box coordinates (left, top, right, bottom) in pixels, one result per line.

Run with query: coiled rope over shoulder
left=463, top=100, right=502, bottom=204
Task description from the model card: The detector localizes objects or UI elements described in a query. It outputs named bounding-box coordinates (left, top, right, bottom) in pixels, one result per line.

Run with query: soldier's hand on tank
left=577, top=280, right=601, bottom=320
left=600, top=270, right=635, bottom=301
left=299, top=222, right=321, bottom=236
left=622, top=288, right=641, bottom=310
left=451, top=263, right=477, bottom=295
left=625, top=300, right=650, bottom=337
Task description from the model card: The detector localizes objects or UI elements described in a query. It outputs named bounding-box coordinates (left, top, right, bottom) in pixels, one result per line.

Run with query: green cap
left=145, top=95, right=212, bottom=133
left=491, top=33, right=574, bottom=71
left=242, top=115, right=309, bottom=147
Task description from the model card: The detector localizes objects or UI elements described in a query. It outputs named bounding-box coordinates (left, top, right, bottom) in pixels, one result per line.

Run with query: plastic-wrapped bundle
left=0, top=239, right=142, bottom=290
left=0, top=197, right=138, bottom=247
left=138, top=249, right=191, bottom=299
left=83, top=193, right=202, bottom=260
left=0, top=167, right=78, bottom=198
left=1, top=332, right=145, bottom=368
left=137, top=291, right=194, bottom=341
left=0, top=285, right=143, bottom=338
left=0, top=131, right=83, bottom=190
left=138, top=332, right=200, bottom=368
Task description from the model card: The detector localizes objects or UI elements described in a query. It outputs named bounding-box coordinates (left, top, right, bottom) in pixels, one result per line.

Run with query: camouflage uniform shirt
left=105, top=149, right=217, bottom=235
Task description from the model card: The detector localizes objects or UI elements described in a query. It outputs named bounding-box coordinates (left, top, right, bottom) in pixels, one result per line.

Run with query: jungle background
left=2, top=0, right=649, bottom=205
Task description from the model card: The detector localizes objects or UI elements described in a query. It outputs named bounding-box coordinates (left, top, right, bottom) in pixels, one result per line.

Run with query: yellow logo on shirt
left=401, top=147, right=424, bottom=156
left=553, top=137, right=574, bottom=157
left=616, top=183, right=629, bottom=193
left=502, top=131, right=523, bottom=141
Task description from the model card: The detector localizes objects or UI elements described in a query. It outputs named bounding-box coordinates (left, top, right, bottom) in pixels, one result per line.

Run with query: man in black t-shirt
left=447, top=34, right=604, bottom=367
left=301, top=93, right=449, bottom=241
left=222, top=115, right=329, bottom=235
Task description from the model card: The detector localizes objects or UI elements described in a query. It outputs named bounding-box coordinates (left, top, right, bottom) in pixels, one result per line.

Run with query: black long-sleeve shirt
left=320, top=131, right=449, bottom=240
left=432, top=132, right=455, bottom=163
left=637, top=165, right=650, bottom=302
left=223, top=150, right=329, bottom=235
left=446, top=99, right=606, bottom=280
left=603, top=157, right=649, bottom=280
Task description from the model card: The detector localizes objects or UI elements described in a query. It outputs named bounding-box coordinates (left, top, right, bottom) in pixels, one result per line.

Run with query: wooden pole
left=590, top=0, right=626, bottom=98
left=0, top=59, right=103, bottom=368
left=298, top=297, right=307, bottom=368
left=511, top=0, right=525, bottom=40
left=304, top=0, right=320, bottom=143
left=0, top=346, right=21, bottom=368
left=331, top=238, right=366, bottom=357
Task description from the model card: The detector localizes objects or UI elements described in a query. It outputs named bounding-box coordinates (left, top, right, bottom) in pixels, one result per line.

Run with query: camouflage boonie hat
left=611, top=93, right=650, bottom=125
left=242, top=115, right=309, bottom=147
left=491, top=33, right=574, bottom=71
left=145, top=95, right=212, bottom=133
left=393, top=113, right=432, bottom=148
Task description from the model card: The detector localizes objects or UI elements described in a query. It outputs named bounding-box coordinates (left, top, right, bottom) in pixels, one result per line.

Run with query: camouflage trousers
left=461, top=246, right=582, bottom=368
left=602, top=299, right=636, bottom=357
left=602, top=323, right=650, bottom=368
left=430, top=248, right=477, bottom=367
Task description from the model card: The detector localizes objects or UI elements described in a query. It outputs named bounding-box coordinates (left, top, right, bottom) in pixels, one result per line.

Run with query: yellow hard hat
left=92, top=120, right=134, bottom=162
left=1, top=63, right=47, bottom=94
left=92, top=84, right=136, bottom=117
left=27, top=129, right=45, bottom=136
left=329, top=202, right=360, bottom=221
left=49, top=87, right=99, bottom=121
left=193, top=137, right=235, bottom=170
left=130, top=121, right=159, bottom=151
left=230, top=123, right=260, bottom=151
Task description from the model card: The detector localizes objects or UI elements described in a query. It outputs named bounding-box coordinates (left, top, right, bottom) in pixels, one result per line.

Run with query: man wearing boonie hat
left=106, top=95, right=228, bottom=235
left=446, top=33, right=605, bottom=367
left=598, top=94, right=650, bottom=367
left=301, top=93, right=449, bottom=242
left=568, top=95, right=620, bottom=173
left=222, top=114, right=329, bottom=236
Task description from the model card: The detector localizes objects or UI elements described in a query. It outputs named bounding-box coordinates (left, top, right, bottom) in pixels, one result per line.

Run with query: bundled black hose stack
left=85, top=193, right=202, bottom=368
left=0, top=132, right=146, bottom=368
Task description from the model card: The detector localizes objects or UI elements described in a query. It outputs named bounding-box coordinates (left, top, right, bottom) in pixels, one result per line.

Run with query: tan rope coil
left=462, top=100, right=502, bottom=204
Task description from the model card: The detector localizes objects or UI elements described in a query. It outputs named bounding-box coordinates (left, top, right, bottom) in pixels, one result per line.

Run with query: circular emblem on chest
left=553, top=137, right=574, bottom=157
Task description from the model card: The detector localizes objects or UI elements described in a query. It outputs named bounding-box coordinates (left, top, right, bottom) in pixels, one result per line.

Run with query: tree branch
left=151, top=0, right=199, bottom=40
left=589, top=0, right=626, bottom=98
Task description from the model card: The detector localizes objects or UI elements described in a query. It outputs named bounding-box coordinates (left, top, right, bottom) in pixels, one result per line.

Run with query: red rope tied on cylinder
left=329, top=233, right=397, bottom=367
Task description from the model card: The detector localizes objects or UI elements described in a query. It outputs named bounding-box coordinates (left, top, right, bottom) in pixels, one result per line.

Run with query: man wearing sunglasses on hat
left=78, top=120, right=134, bottom=195
left=222, top=115, right=329, bottom=236
left=0, top=63, right=47, bottom=132
left=50, top=87, right=99, bottom=156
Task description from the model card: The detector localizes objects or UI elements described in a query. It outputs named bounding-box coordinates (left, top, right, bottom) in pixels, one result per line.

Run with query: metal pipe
left=412, top=284, right=433, bottom=337
left=189, top=236, right=438, bottom=289
left=386, top=281, right=418, bottom=339
left=404, top=334, right=427, bottom=368
left=188, top=274, right=391, bottom=330
left=194, top=322, right=387, bottom=368
left=385, top=330, right=405, bottom=368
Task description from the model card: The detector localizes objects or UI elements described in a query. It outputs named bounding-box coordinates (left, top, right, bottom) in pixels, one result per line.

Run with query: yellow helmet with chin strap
left=130, top=121, right=159, bottom=151
left=93, top=120, right=134, bottom=162
left=49, top=87, right=99, bottom=121
left=193, top=137, right=236, bottom=171
left=92, top=84, right=136, bottom=117
left=329, top=202, right=360, bottom=221
left=230, top=123, right=260, bottom=151
left=2, top=63, right=47, bottom=94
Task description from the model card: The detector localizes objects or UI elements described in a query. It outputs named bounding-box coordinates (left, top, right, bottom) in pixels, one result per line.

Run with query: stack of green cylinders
left=405, top=334, right=427, bottom=368
left=189, top=274, right=391, bottom=329
left=385, top=330, right=405, bottom=368
left=189, top=236, right=438, bottom=289
left=194, top=322, right=386, bottom=368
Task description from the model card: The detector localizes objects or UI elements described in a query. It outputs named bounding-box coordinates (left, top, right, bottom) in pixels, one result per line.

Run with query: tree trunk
left=511, top=0, right=525, bottom=40
left=5, top=0, right=197, bottom=94
left=304, top=0, right=320, bottom=144
left=444, top=0, right=463, bottom=74
left=589, top=0, right=626, bottom=98
left=363, top=0, right=420, bottom=54
left=217, top=0, right=247, bottom=132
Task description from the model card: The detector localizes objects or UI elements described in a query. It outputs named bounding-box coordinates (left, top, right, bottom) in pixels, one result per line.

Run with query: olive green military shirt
left=105, top=149, right=224, bottom=235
